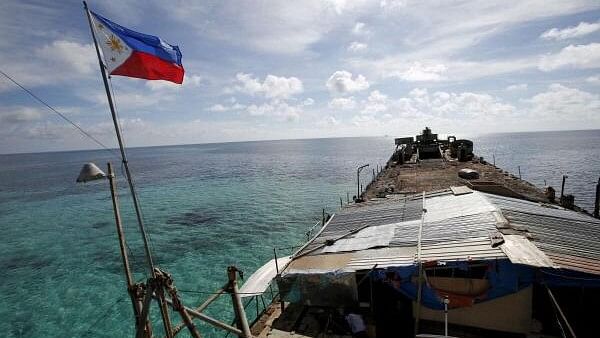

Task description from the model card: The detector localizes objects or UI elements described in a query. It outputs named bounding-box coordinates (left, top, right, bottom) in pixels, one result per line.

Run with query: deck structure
left=245, top=128, right=600, bottom=338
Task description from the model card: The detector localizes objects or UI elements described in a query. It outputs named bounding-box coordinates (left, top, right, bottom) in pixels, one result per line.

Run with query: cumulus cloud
left=539, top=43, right=600, bottom=71
left=393, top=61, right=447, bottom=82
left=362, top=90, right=388, bottom=115
left=303, top=98, right=315, bottom=106
left=526, top=84, right=600, bottom=120
left=234, top=73, right=303, bottom=99
left=207, top=102, right=246, bottom=112
left=506, top=83, right=528, bottom=91
left=317, top=116, right=340, bottom=127
left=36, top=40, right=96, bottom=75
left=328, top=97, right=357, bottom=110
left=586, top=75, right=600, bottom=84
left=246, top=100, right=302, bottom=122
left=540, top=21, right=600, bottom=40
left=0, top=107, right=43, bottom=123
left=376, top=87, right=516, bottom=119
left=146, top=74, right=202, bottom=91
left=352, top=22, right=369, bottom=35
left=380, top=0, right=406, bottom=10
left=326, top=70, right=370, bottom=94
left=348, top=41, right=368, bottom=52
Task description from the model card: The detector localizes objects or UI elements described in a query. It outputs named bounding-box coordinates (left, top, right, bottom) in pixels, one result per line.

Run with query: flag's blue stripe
left=92, top=11, right=182, bottom=66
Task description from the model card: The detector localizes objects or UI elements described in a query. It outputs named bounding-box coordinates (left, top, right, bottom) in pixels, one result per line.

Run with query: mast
left=83, top=0, right=155, bottom=275
left=83, top=2, right=173, bottom=336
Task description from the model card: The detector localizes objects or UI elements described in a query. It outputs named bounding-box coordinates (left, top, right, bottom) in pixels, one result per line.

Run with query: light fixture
left=76, top=162, right=107, bottom=183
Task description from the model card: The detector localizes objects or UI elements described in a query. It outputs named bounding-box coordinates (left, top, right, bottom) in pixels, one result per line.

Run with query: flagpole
left=83, top=1, right=155, bottom=275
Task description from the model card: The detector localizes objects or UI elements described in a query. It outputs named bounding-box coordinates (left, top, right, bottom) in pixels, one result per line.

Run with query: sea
left=1, top=130, right=599, bottom=337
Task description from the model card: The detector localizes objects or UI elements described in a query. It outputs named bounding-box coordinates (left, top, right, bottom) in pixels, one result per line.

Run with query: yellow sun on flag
left=106, top=34, right=125, bottom=54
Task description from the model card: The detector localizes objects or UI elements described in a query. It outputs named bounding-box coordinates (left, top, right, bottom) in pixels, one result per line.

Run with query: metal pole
left=444, top=296, right=449, bottom=337
left=228, top=267, right=252, bottom=338
left=340, top=197, right=343, bottom=208
left=561, top=175, right=568, bottom=199
left=357, top=168, right=360, bottom=198
left=84, top=2, right=172, bottom=333
left=84, top=1, right=155, bottom=275
left=273, top=248, right=279, bottom=274
left=107, top=163, right=141, bottom=327
left=594, top=177, right=600, bottom=218
left=518, top=166, right=521, bottom=179
left=322, top=208, right=325, bottom=227
left=414, top=191, right=426, bottom=336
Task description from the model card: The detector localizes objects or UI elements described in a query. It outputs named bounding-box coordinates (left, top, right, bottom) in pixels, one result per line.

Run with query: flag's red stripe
left=111, top=51, right=184, bottom=84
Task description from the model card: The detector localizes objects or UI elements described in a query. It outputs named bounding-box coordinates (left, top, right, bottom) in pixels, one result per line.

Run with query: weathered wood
left=229, top=266, right=253, bottom=338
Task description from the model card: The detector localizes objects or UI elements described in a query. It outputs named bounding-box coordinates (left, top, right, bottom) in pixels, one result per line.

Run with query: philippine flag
left=90, top=11, right=184, bottom=84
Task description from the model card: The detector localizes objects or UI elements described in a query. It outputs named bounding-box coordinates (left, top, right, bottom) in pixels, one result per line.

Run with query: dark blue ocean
left=1, top=131, right=599, bottom=337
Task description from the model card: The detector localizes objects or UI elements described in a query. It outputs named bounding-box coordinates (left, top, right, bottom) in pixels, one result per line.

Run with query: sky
left=0, top=0, right=599, bottom=154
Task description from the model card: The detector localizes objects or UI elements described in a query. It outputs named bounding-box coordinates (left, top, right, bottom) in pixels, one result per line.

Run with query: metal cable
left=0, top=69, right=120, bottom=159
left=80, top=296, right=128, bottom=337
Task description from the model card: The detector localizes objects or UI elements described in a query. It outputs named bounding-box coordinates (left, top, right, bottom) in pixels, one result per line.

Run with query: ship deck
left=364, top=152, right=549, bottom=204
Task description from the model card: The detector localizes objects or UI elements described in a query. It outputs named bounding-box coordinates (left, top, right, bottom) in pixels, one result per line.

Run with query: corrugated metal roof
left=297, top=196, right=422, bottom=255
left=485, top=193, right=600, bottom=275
left=419, top=237, right=505, bottom=262
left=346, top=247, right=416, bottom=270
left=284, top=190, right=600, bottom=276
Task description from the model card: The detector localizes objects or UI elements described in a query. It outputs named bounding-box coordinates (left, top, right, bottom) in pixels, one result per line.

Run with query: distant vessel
left=241, top=127, right=600, bottom=338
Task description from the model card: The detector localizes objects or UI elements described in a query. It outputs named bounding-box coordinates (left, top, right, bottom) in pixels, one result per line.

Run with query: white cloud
left=329, top=97, right=357, bottom=110
left=526, top=84, right=600, bottom=120
left=393, top=61, right=447, bottom=82
left=355, top=56, right=536, bottom=83
left=303, top=98, right=315, bottom=106
left=540, top=21, right=600, bottom=40
left=207, top=104, right=228, bottom=112
left=0, top=107, right=43, bottom=123
left=326, top=70, right=370, bottom=94
left=146, top=74, right=202, bottom=91
left=348, top=41, right=368, bottom=52
left=167, top=1, right=370, bottom=54
left=317, top=116, right=340, bottom=127
left=0, top=40, right=97, bottom=92
left=380, top=0, right=405, bottom=10
left=539, top=43, right=600, bottom=71
left=207, top=102, right=246, bottom=112
left=362, top=90, right=388, bottom=115
left=36, top=40, right=96, bottom=76
left=352, top=22, right=369, bottom=35
left=378, top=87, right=516, bottom=120
left=586, top=75, right=600, bottom=84
left=246, top=100, right=302, bottom=122
left=234, top=73, right=303, bottom=99
left=506, top=83, right=528, bottom=91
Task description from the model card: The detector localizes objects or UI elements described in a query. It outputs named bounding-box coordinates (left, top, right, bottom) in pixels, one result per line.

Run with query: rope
left=0, top=69, right=120, bottom=159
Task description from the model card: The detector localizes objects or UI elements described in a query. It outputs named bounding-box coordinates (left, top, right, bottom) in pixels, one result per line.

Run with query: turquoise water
left=1, top=132, right=599, bottom=337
